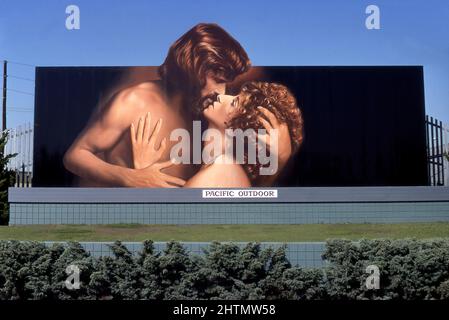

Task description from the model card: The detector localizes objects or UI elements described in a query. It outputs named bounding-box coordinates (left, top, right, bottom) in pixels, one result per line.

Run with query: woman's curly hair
left=227, top=81, right=304, bottom=181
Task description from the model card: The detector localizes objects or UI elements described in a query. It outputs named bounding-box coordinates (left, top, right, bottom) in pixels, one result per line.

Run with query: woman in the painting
left=130, top=82, right=304, bottom=187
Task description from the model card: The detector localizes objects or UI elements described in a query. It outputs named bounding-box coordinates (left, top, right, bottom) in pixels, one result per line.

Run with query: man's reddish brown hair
left=158, top=23, right=251, bottom=95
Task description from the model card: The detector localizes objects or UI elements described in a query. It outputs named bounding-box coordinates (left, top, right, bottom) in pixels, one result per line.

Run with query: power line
left=9, top=108, right=33, bottom=112
left=7, top=75, right=35, bottom=82
left=5, top=88, right=34, bottom=96
left=8, top=105, right=34, bottom=110
left=0, top=59, right=35, bottom=68
left=8, top=109, right=33, bottom=113
left=9, top=107, right=33, bottom=111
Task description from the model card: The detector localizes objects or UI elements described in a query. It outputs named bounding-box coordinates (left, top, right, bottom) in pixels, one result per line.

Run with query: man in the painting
left=63, top=23, right=293, bottom=187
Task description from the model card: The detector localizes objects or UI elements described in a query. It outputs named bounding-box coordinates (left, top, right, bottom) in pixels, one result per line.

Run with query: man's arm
left=63, top=90, right=183, bottom=187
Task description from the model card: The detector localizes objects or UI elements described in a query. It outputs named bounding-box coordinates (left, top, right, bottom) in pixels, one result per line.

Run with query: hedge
left=0, top=239, right=448, bottom=300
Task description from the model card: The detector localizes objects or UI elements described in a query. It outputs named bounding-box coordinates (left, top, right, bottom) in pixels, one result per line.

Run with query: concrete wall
left=9, top=187, right=449, bottom=225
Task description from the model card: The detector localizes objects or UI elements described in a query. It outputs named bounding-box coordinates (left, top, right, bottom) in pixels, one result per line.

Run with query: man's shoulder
left=98, top=82, right=166, bottom=124
left=116, top=82, right=164, bottom=108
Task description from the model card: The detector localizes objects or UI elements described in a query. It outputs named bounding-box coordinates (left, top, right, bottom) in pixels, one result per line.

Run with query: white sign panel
left=202, top=189, right=278, bottom=199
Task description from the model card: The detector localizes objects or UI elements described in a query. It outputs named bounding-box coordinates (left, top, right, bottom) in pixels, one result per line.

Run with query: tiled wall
left=44, top=241, right=327, bottom=268
left=10, top=202, right=449, bottom=225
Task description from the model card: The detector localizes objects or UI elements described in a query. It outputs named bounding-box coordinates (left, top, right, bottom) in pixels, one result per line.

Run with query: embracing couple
left=63, top=23, right=304, bottom=188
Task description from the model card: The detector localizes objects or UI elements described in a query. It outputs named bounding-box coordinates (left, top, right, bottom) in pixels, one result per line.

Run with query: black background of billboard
left=33, top=66, right=428, bottom=187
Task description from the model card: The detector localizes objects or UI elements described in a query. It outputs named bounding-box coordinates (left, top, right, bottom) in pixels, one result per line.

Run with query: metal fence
left=42, top=241, right=327, bottom=268
left=5, top=123, right=33, bottom=187
left=426, top=116, right=446, bottom=186
left=443, top=124, right=449, bottom=186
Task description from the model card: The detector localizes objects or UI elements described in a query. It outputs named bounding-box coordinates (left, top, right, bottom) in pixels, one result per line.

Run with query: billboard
left=30, top=24, right=428, bottom=188
left=33, top=65, right=427, bottom=187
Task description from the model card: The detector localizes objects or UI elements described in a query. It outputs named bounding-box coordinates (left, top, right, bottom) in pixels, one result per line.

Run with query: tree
left=0, top=130, right=17, bottom=225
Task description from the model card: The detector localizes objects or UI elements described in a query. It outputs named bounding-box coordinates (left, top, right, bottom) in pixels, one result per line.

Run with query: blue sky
left=0, top=0, right=448, bottom=128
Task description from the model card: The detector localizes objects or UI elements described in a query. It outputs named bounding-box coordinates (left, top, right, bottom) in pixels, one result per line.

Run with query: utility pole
left=2, top=60, right=6, bottom=132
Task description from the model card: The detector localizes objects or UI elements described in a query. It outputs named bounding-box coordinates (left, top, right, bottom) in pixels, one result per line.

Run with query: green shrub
left=323, top=239, right=449, bottom=300
left=0, top=239, right=448, bottom=300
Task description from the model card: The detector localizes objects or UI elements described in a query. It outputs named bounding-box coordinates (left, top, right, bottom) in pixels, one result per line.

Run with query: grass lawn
left=0, top=223, right=448, bottom=242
